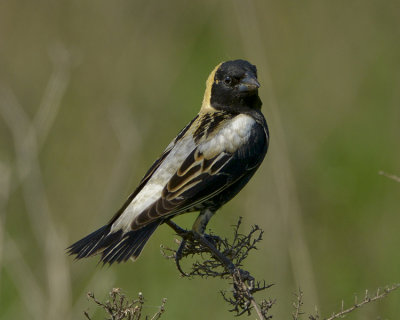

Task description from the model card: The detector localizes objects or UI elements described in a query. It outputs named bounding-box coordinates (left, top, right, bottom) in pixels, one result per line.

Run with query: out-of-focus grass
left=0, top=1, right=399, bottom=319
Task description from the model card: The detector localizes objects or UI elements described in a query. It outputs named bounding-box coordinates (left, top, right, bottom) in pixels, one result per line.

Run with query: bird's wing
left=130, top=115, right=268, bottom=229
left=131, top=148, right=235, bottom=228
left=108, top=115, right=199, bottom=226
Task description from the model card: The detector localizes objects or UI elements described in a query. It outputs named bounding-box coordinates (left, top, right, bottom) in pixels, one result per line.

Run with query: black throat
left=210, top=86, right=262, bottom=114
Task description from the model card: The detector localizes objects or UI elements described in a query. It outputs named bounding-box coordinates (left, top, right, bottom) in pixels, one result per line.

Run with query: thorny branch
left=84, top=288, right=167, bottom=320
left=161, top=217, right=275, bottom=319
left=312, top=284, right=400, bottom=320
left=291, top=284, right=400, bottom=320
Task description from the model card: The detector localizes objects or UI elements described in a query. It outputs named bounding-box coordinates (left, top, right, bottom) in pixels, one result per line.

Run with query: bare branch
left=84, top=289, right=167, bottom=320
left=161, top=218, right=274, bottom=319
left=308, top=284, right=400, bottom=320
left=292, top=288, right=304, bottom=320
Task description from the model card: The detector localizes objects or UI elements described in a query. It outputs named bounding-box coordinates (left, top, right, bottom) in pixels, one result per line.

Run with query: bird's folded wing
left=112, top=116, right=267, bottom=231
left=131, top=147, right=246, bottom=229
left=132, top=118, right=268, bottom=229
left=107, top=116, right=199, bottom=226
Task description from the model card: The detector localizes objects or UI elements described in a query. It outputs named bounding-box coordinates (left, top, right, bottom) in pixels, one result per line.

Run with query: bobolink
left=68, top=59, right=269, bottom=265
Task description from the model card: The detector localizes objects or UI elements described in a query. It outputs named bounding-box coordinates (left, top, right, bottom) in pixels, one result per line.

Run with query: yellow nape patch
left=200, top=62, right=223, bottom=112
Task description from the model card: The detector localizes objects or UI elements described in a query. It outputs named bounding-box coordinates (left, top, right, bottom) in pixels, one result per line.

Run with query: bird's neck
left=210, top=95, right=262, bottom=114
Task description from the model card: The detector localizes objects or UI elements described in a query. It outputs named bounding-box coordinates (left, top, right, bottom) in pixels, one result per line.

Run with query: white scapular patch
left=198, top=114, right=255, bottom=157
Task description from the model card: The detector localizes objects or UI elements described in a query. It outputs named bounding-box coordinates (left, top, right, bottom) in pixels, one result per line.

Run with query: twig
left=308, top=284, right=400, bottom=320
left=232, top=269, right=272, bottom=320
left=292, top=288, right=304, bottom=320
left=84, top=288, right=167, bottom=320
left=379, top=171, right=400, bottom=183
left=150, top=298, right=167, bottom=320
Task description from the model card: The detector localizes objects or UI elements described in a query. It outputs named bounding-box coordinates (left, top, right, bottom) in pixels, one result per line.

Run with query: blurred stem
left=0, top=44, right=73, bottom=320
left=379, top=171, right=400, bottom=183
left=233, top=0, right=319, bottom=311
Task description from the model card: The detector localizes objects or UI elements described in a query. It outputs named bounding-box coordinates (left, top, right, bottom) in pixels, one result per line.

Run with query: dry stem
left=84, top=288, right=167, bottom=320
left=161, top=217, right=274, bottom=319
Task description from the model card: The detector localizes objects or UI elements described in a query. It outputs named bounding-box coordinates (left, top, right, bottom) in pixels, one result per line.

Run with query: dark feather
left=194, top=111, right=231, bottom=143
left=67, top=225, right=111, bottom=259
left=100, top=220, right=160, bottom=263
left=68, top=220, right=160, bottom=264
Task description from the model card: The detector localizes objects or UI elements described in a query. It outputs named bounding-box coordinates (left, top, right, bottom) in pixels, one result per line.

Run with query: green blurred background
left=0, top=1, right=399, bottom=319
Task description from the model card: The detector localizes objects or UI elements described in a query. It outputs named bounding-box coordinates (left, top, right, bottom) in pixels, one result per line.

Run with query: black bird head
left=202, top=59, right=262, bottom=113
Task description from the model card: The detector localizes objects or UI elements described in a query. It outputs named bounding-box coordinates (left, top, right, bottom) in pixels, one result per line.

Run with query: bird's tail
left=67, top=220, right=160, bottom=264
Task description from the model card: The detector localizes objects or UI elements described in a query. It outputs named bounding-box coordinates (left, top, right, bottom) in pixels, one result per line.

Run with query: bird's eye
left=224, top=76, right=232, bottom=85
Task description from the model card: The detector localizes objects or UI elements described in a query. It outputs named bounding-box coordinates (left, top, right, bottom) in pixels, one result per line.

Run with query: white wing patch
left=198, top=114, right=255, bottom=157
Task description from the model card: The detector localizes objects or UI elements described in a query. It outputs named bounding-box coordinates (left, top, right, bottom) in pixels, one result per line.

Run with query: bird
left=68, top=59, right=269, bottom=265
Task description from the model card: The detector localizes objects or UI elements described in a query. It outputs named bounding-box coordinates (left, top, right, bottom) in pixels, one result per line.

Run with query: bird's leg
left=191, top=208, right=214, bottom=234
left=191, top=208, right=221, bottom=246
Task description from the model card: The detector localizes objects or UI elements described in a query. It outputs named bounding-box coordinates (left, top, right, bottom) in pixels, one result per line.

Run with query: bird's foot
left=175, top=238, right=190, bottom=277
left=165, top=221, right=195, bottom=276
left=192, top=233, right=235, bottom=274
left=203, top=233, right=222, bottom=247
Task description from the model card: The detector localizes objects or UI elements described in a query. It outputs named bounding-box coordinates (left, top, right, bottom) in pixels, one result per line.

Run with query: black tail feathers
left=67, top=221, right=160, bottom=265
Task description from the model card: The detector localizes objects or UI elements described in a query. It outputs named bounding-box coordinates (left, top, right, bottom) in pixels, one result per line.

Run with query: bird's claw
left=175, top=238, right=190, bottom=277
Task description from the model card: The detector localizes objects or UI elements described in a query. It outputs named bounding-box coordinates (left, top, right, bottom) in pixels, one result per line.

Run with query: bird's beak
left=238, top=75, right=260, bottom=93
